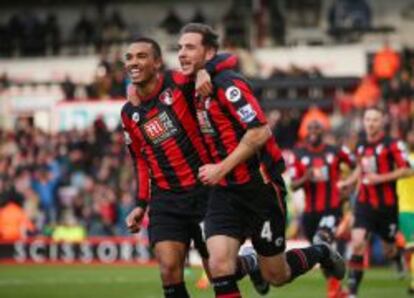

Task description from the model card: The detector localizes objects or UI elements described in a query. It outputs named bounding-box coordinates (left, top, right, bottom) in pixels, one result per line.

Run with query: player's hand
left=127, top=84, right=141, bottom=105
left=304, top=168, right=314, bottom=181
left=198, top=163, right=225, bottom=185
left=125, top=207, right=145, bottom=234
left=362, top=173, right=383, bottom=185
left=337, top=179, right=348, bottom=189
left=195, top=69, right=213, bottom=98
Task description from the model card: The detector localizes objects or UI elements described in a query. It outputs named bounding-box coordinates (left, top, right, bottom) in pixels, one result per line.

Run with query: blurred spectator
left=31, top=161, right=61, bottom=226
left=373, top=42, right=401, bottom=82
left=43, top=13, right=61, bottom=55
left=223, top=1, right=248, bottom=47
left=191, top=8, right=206, bottom=24
left=0, top=23, right=12, bottom=56
left=328, top=0, right=372, bottom=32
left=8, top=13, right=25, bottom=55
left=102, top=10, right=129, bottom=46
left=0, top=73, right=10, bottom=91
left=52, top=210, right=86, bottom=242
left=72, top=14, right=96, bottom=47
left=352, top=75, right=381, bottom=109
left=159, top=9, right=183, bottom=35
left=61, top=75, right=76, bottom=100
left=0, top=195, right=34, bottom=241
left=272, top=109, right=301, bottom=149
left=223, top=39, right=258, bottom=77
left=269, top=1, right=285, bottom=45
left=298, top=106, right=331, bottom=140
left=116, top=192, right=135, bottom=235
left=109, top=69, right=127, bottom=98
left=21, top=11, right=45, bottom=56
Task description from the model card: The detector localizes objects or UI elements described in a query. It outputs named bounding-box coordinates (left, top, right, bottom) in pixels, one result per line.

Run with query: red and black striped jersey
left=121, top=54, right=238, bottom=207
left=121, top=71, right=210, bottom=207
left=195, top=69, right=286, bottom=187
left=356, top=134, right=410, bottom=208
left=289, top=144, right=355, bottom=213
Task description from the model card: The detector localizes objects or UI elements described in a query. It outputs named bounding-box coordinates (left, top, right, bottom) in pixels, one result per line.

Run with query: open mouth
left=129, top=67, right=142, bottom=79
left=180, top=61, right=192, bottom=71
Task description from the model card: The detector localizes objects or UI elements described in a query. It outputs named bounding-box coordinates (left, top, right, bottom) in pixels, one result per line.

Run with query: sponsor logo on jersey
left=142, top=111, right=178, bottom=145
left=237, top=104, right=256, bottom=123
left=196, top=109, right=216, bottom=135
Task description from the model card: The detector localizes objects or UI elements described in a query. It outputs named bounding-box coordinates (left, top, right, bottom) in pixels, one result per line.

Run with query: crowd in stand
left=0, top=10, right=130, bottom=57
left=0, top=117, right=145, bottom=242
left=61, top=51, right=127, bottom=100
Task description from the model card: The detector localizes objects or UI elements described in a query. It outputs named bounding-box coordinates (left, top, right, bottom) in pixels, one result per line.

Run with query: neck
left=309, top=141, right=324, bottom=151
left=367, top=131, right=383, bottom=143
left=135, top=74, right=159, bottom=101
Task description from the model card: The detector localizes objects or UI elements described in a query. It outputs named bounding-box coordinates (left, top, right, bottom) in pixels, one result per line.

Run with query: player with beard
left=290, top=120, right=355, bottom=298
left=177, top=23, right=346, bottom=298
left=122, top=37, right=266, bottom=298
left=340, top=107, right=412, bottom=298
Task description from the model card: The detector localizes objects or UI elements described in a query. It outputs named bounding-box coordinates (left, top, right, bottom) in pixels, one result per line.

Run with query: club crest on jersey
left=132, top=112, right=140, bottom=123
left=237, top=104, right=257, bottom=123
left=225, top=86, right=241, bottom=102
left=159, top=89, right=174, bottom=105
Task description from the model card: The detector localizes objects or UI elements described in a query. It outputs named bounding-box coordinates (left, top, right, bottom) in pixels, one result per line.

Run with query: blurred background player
left=397, top=130, right=414, bottom=294
left=340, top=107, right=412, bottom=298
left=178, top=23, right=346, bottom=298
left=289, top=119, right=355, bottom=298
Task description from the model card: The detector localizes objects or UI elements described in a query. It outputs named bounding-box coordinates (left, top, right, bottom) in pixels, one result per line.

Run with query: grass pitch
left=0, top=264, right=408, bottom=298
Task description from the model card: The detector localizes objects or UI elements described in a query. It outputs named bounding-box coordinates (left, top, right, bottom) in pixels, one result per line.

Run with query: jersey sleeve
left=338, top=145, right=356, bottom=168
left=215, top=72, right=267, bottom=130
left=390, top=139, right=411, bottom=169
left=121, top=110, right=151, bottom=209
left=205, top=53, right=238, bottom=75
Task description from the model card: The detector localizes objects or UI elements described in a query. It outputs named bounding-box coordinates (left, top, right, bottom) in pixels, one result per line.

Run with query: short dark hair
left=180, top=23, right=219, bottom=50
left=131, top=37, right=162, bottom=59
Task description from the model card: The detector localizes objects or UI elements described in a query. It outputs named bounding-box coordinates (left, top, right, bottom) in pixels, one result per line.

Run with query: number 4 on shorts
left=261, top=221, right=272, bottom=242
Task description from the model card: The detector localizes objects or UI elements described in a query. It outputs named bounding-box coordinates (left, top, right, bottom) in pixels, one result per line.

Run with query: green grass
left=0, top=264, right=408, bottom=298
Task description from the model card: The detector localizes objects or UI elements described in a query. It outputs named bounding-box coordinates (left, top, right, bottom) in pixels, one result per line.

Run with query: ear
left=205, top=48, right=216, bottom=61
left=154, top=58, right=164, bottom=71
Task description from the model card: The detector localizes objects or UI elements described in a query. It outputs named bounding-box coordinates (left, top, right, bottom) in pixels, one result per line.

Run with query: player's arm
left=337, top=165, right=361, bottom=189
left=198, top=74, right=271, bottom=185
left=290, top=169, right=312, bottom=191
left=336, top=145, right=357, bottom=188
left=175, top=53, right=238, bottom=98
left=199, top=125, right=271, bottom=185
left=287, top=150, right=311, bottom=191
left=121, top=112, right=151, bottom=233
left=364, top=140, right=411, bottom=185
